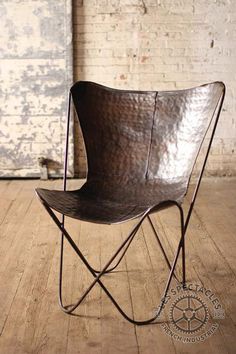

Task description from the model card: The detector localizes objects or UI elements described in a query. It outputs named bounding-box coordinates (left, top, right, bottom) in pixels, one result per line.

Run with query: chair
left=35, top=81, right=225, bottom=325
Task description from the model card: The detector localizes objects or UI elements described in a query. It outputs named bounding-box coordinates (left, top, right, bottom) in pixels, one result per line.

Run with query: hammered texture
left=36, top=81, right=224, bottom=224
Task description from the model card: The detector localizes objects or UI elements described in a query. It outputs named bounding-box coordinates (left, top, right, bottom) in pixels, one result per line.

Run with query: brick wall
left=73, top=0, right=236, bottom=177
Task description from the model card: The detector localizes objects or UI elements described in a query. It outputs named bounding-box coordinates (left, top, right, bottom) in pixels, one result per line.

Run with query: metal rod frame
left=40, top=86, right=225, bottom=326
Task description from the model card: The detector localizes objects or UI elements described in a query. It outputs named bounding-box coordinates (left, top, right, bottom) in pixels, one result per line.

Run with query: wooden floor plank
left=0, top=180, right=58, bottom=353
left=99, top=222, right=138, bottom=354
left=0, top=180, right=15, bottom=224
left=0, top=178, right=235, bottom=354
left=188, top=182, right=236, bottom=275
left=66, top=217, right=138, bottom=353
left=0, top=180, right=24, bottom=225
left=21, top=179, right=77, bottom=354
left=0, top=180, right=40, bottom=336
left=65, top=220, right=103, bottom=354
left=120, top=220, right=177, bottom=354
left=64, top=179, right=103, bottom=354
left=154, top=199, right=236, bottom=354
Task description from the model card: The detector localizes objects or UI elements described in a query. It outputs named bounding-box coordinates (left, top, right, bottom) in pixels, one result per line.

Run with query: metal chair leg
left=147, top=215, right=181, bottom=282
left=46, top=202, right=150, bottom=315
left=87, top=231, right=137, bottom=275
left=182, top=236, right=186, bottom=288
left=86, top=213, right=183, bottom=278
left=40, top=199, right=186, bottom=325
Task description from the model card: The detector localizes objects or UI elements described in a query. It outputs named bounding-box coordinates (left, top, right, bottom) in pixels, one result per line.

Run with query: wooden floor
left=0, top=178, right=235, bottom=354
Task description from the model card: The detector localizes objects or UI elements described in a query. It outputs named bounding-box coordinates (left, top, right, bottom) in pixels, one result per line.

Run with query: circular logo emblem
left=157, top=283, right=225, bottom=343
left=169, top=294, right=209, bottom=334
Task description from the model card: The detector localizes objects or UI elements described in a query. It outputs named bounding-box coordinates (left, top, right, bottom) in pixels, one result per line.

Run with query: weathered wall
left=0, top=0, right=73, bottom=177
left=73, top=0, right=236, bottom=177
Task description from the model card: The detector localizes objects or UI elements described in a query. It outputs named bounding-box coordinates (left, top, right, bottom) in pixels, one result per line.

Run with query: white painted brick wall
left=0, top=0, right=73, bottom=177
left=73, top=0, right=236, bottom=177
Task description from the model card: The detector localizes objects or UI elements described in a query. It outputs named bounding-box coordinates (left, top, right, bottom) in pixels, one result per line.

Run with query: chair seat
left=36, top=187, right=152, bottom=224
left=35, top=183, right=184, bottom=225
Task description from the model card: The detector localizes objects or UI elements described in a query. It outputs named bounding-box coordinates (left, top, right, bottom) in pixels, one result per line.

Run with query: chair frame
left=38, top=84, right=225, bottom=325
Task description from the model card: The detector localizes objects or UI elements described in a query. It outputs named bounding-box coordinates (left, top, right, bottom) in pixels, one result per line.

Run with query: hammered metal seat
left=36, top=180, right=186, bottom=224
left=36, top=81, right=223, bottom=224
left=35, top=80, right=225, bottom=325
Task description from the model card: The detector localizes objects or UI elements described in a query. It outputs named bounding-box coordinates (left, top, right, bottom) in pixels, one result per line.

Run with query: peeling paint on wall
left=0, top=0, right=73, bottom=177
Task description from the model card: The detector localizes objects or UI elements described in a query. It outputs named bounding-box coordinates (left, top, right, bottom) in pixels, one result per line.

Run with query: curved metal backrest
left=70, top=81, right=225, bottom=203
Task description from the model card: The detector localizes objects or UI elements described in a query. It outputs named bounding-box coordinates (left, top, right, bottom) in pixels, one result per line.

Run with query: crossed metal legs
left=42, top=201, right=186, bottom=325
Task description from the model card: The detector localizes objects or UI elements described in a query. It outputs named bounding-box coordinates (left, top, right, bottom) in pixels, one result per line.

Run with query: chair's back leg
left=59, top=91, right=72, bottom=308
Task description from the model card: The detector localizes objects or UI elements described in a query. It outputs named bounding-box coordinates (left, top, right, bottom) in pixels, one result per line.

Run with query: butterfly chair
left=35, top=81, right=225, bottom=325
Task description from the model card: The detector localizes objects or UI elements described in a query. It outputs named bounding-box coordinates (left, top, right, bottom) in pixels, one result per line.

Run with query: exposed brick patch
left=73, top=0, right=236, bottom=177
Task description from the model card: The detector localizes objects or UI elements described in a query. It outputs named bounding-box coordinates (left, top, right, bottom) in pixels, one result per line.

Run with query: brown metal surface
left=36, top=81, right=224, bottom=224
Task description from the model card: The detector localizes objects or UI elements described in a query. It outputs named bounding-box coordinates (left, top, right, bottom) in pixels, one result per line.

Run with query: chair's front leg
left=159, top=203, right=185, bottom=303
left=147, top=215, right=182, bottom=283
left=41, top=200, right=150, bottom=314
left=182, top=235, right=186, bottom=288
left=39, top=199, right=187, bottom=325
